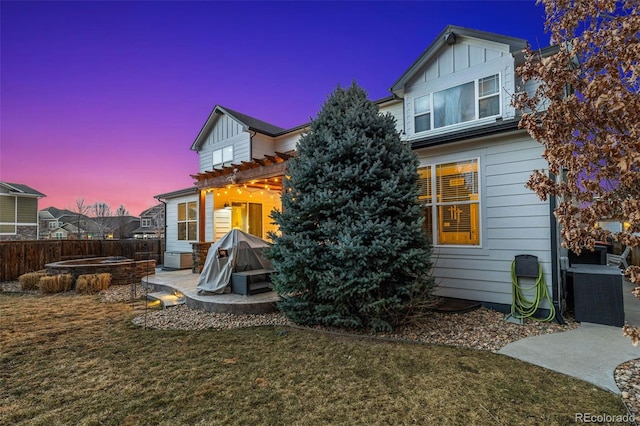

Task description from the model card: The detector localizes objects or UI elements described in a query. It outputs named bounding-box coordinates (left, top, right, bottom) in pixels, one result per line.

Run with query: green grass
left=0, top=292, right=630, bottom=425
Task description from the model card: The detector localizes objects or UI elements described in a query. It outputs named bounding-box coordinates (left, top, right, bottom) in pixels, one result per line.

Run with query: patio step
left=147, top=291, right=185, bottom=308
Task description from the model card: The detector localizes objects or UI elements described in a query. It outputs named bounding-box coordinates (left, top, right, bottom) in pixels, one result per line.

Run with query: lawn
left=0, top=292, right=630, bottom=425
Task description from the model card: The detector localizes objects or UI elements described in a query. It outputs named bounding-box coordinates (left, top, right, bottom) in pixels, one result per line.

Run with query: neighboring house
left=39, top=207, right=93, bottom=239
left=157, top=25, right=565, bottom=318
left=97, top=215, right=140, bottom=239
left=0, top=181, right=46, bottom=241
left=39, top=206, right=140, bottom=239
left=132, top=204, right=165, bottom=239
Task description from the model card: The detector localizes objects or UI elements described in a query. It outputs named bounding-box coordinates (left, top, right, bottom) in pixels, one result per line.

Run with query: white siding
left=408, top=38, right=509, bottom=85
left=274, top=129, right=304, bottom=153
left=379, top=101, right=405, bottom=135
left=404, top=37, right=517, bottom=139
left=164, top=193, right=199, bottom=253
left=415, top=131, right=551, bottom=308
left=205, top=191, right=214, bottom=242
left=197, top=114, right=250, bottom=172
left=252, top=133, right=276, bottom=159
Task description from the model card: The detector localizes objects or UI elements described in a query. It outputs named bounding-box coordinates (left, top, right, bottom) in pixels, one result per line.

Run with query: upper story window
left=418, top=158, right=480, bottom=246
left=48, top=221, right=58, bottom=229
left=213, top=146, right=234, bottom=168
left=141, top=218, right=151, bottom=228
left=414, top=74, right=500, bottom=133
left=414, top=95, right=431, bottom=132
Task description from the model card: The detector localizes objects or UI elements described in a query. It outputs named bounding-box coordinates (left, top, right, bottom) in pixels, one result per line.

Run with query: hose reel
left=505, top=254, right=555, bottom=324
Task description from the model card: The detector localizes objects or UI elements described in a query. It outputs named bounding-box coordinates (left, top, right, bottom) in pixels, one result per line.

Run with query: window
left=177, top=201, right=197, bottom=241
left=141, top=218, right=151, bottom=228
left=414, top=95, right=431, bottom=132
left=418, top=159, right=480, bottom=246
left=434, top=81, right=475, bottom=128
left=49, top=221, right=58, bottom=229
left=478, top=74, right=500, bottom=118
left=413, top=74, right=500, bottom=133
left=213, top=146, right=234, bottom=167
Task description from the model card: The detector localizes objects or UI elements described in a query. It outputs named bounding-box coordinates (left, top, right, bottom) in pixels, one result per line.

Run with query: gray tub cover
left=196, top=229, right=272, bottom=294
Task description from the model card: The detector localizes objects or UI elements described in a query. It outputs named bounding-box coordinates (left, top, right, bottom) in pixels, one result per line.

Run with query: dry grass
left=18, top=272, right=46, bottom=291
left=0, top=292, right=630, bottom=425
left=38, top=274, right=72, bottom=294
left=75, top=273, right=111, bottom=294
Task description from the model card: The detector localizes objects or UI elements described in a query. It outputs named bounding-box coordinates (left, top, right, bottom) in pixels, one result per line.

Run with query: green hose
left=510, top=260, right=555, bottom=322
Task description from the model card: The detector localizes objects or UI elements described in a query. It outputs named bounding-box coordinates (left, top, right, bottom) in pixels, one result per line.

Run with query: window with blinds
left=418, top=159, right=480, bottom=246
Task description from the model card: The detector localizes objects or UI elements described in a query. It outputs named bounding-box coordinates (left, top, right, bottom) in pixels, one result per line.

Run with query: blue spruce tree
left=268, top=83, right=434, bottom=332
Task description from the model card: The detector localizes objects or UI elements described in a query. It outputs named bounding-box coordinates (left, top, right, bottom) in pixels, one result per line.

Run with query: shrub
left=40, top=274, right=73, bottom=294
left=19, top=272, right=47, bottom=291
left=76, top=273, right=111, bottom=294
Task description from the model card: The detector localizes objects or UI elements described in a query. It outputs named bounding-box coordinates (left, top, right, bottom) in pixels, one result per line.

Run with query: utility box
left=163, top=252, right=193, bottom=269
left=568, top=264, right=624, bottom=327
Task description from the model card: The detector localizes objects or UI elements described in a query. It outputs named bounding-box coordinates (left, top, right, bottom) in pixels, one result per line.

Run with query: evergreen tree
left=267, top=83, right=434, bottom=332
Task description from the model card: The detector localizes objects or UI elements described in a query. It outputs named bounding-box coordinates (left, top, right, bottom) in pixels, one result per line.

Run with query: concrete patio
left=142, top=268, right=279, bottom=314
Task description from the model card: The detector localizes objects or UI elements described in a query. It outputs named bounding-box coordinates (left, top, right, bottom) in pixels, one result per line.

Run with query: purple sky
left=1, top=1, right=549, bottom=216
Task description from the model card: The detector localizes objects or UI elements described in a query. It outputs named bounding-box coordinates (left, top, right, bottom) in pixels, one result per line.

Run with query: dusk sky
left=1, top=1, right=550, bottom=216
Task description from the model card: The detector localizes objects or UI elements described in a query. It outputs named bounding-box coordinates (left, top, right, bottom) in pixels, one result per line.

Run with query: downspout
left=548, top=172, right=565, bottom=324
left=249, top=130, right=256, bottom=159
left=156, top=197, right=167, bottom=262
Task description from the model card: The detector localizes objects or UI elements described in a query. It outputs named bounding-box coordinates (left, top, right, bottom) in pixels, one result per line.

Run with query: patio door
left=231, top=202, right=263, bottom=238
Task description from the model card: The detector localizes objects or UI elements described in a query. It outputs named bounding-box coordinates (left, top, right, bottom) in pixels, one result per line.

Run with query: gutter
left=411, top=119, right=521, bottom=150
left=548, top=172, right=565, bottom=324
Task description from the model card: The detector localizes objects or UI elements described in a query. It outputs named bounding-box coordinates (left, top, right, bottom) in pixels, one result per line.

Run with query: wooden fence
left=0, top=240, right=163, bottom=282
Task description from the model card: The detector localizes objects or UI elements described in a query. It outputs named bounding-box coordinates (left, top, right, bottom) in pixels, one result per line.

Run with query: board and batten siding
left=164, top=193, right=199, bottom=253
left=198, top=114, right=250, bottom=172
left=404, top=38, right=517, bottom=140
left=416, top=131, right=552, bottom=308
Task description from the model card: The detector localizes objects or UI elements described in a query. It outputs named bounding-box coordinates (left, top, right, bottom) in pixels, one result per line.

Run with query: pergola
left=190, top=150, right=295, bottom=193
left=190, top=150, right=295, bottom=242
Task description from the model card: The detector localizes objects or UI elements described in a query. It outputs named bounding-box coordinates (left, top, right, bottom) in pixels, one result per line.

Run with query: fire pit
left=45, top=257, right=156, bottom=286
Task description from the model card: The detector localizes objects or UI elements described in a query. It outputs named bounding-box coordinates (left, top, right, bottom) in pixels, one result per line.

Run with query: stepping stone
left=147, top=291, right=185, bottom=308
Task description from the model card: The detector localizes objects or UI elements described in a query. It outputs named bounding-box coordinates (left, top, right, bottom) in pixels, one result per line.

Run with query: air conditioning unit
left=164, top=252, right=193, bottom=269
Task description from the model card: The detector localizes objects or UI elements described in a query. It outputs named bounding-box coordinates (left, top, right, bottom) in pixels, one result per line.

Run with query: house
left=39, top=206, right=140, bottom=239
left=97, top=215, right=140, bottom=239
left=156, top=25, right=564, bottom=319
left=0, top=181, right=46, bottom=241
left=40, top=207, right=88, bottom=239
left=132, top=204, right=165, bottom=239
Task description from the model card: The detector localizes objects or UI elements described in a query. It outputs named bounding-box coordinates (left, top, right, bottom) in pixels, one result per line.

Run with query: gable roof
left=155, top=186, right=199, bottom=200
left=221, top=106, right=287, bottom=136
left=139, top=204, right=164, bottom=218
left=40, top=206, right=78, bottom=219
left=0, top=181, right=45, bottom=197
left=390, top=25, right=528, bottom=95
left=191, top=105, right=289, bottom=151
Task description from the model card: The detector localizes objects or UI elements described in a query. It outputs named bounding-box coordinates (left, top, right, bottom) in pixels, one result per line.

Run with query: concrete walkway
left=499, top=278, right=640, bottom=394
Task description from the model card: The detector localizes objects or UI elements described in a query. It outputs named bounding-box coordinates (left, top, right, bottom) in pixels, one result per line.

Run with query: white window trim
left=412, top=74, right=501, bottom=136
left=212, top=145, right=234, bottom=168
left=177, top=201, right=198, bottom=242
left=141, top=218, right=151, bottom=228
left=419, top=157, right=482, bottom=248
